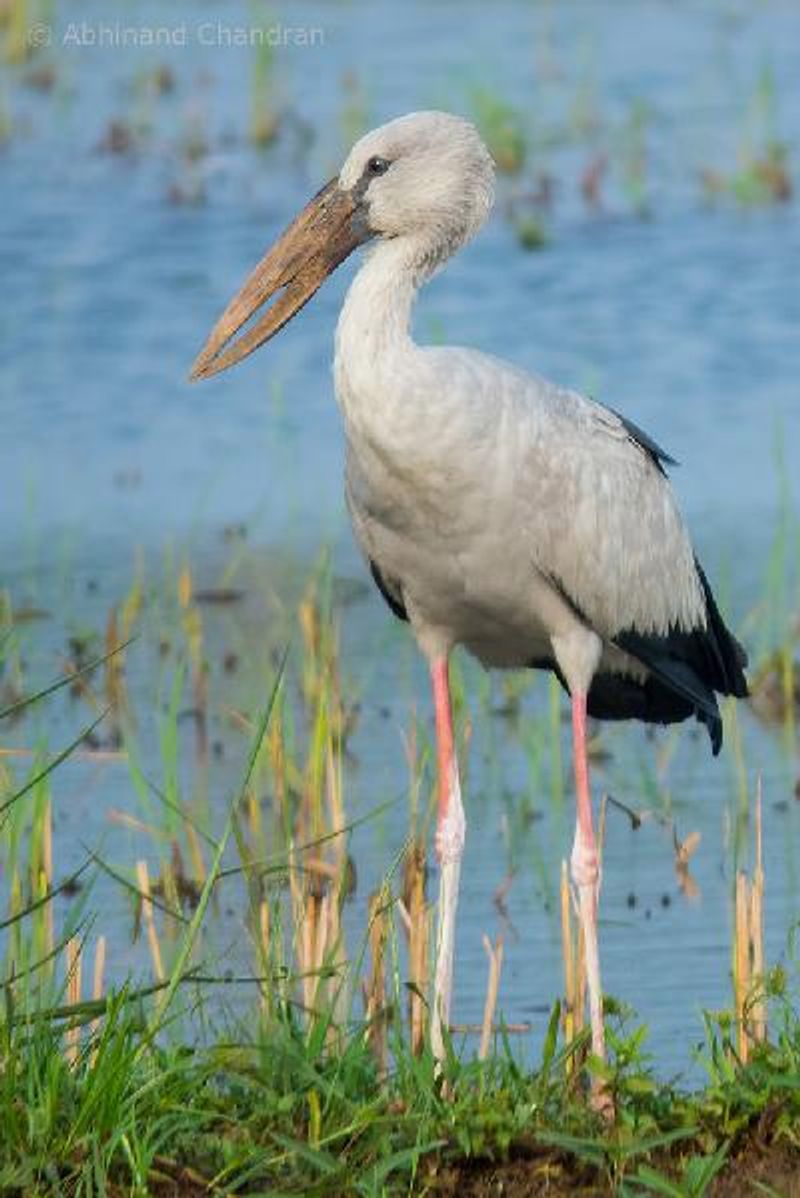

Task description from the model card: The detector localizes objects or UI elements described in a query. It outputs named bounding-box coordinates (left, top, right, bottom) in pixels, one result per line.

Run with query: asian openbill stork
left=191, top=112, right=748, bottom=1102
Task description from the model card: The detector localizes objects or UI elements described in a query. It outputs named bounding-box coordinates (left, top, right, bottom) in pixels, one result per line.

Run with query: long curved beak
left=190, top=179, right=368, bottom=381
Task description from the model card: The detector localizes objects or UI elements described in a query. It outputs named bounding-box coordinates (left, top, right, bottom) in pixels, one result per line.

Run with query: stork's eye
left=366, top=155, right=391, bottom=177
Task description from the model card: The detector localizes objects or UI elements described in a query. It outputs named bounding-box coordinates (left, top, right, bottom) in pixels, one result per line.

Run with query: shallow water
left=2, top=0, right=800, bottom=1077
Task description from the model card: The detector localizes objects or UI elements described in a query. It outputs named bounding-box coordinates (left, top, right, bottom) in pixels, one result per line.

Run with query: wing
left=493, top=361, right=748, bottom=750
left=408, top=346, right=704, bottom=640
left=347, top=342, right=746, bottom=753
left=516, top=377, right=705, bottom=639
left=369, top=559, right=408, bottom=622
left=607, top=407, right=677, bottom=475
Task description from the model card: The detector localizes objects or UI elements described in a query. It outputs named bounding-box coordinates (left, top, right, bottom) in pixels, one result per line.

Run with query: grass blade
left=0, top=639, right=135, bottom=721
left=0, top=710, right=109, bottom=819
left=146, top=650, right=287, bottom=1035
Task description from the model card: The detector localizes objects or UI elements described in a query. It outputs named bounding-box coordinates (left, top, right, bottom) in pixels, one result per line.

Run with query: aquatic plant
left=700, top=64, right=793, bottom=206
left=339, top=69, right=370, bottom=155
left=464, top=86, right=526, bottom=176
left=0, top=636, right=797, bottom=1192
left=615, top=96, right=652, bottom=217
left=249, top=24, right=281, bottom=149
left=469, top=87, right=527, bottom=175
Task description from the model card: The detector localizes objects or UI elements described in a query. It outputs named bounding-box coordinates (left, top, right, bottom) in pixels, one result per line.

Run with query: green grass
left=2, top=950, right=800, bottom=1194
left=1, top=487, right=799, bottom=1195
left=1, top=8, right=799, bottom=1189
left=1, top=647, right=799, bottom=1195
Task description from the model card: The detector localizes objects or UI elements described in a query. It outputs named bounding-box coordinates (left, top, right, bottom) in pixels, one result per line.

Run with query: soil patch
left=434, top=1138, right=800, bottom=1197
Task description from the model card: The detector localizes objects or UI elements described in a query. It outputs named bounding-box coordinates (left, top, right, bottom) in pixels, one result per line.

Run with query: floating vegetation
left=138, top=62, right=175, bottom=99
left=339, top=69, right=370, bottom=154
left=96, top=117, right=137, bottom=156
left=1, top=589, right=799, bottom=1192
left=505, top=175, right=553, bottom=249
left=0, top=0, right=46, bottom=64
left=250, top=30, right=280, bottom=149
left=580, top=151, right=607, bottom=212
left=701, top=140, right=792, bottom=206
left=513, top=212, right=548, bottom=250
left=22, top=58, right=56, bottom=91
left=567, top=38, right=603, bottom=140
left=1, top=6, right=799, bottom=1189
left=749, top=647, right=800, bottom=727
left=469, top=87, right=527, bottom=175
left=701, top=64, right=793, bottom=206
left=615, top=96, right=652, bottom=217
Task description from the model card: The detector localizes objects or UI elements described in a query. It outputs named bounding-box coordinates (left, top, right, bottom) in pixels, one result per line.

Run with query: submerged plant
left=1, top=545, right=800, bottom=1192
left=700, top=64, right=793, bottom=206
left=470, top=87, right=528, bottom=175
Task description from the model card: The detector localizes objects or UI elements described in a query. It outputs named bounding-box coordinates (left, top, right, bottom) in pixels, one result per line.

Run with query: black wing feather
left=369, top=560, right=408, bottom=623
left=611, top=630, right=724, bottom=753
left=532, top=557, right=747, bottom=756
left=610, top=406, right=678, bottom=475
left=611, top=557, right=748, bottom=755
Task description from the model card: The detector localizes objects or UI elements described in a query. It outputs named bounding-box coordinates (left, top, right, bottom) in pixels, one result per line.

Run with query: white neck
left=334, top=234, right=439, bottom=419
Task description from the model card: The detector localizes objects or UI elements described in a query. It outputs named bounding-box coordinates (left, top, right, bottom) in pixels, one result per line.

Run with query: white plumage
left=192, top=110, right=748, bottom=1105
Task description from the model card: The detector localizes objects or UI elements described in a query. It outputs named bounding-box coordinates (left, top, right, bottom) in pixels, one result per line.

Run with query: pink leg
left=570, top=691, right=608, bottom=1099
left=430, top=657, right=465, bottom=1063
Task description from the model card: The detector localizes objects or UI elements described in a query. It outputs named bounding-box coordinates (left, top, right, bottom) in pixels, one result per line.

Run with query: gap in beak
left=218, top=283, right=287, bottom=353
left=189, top=283, right=291, bottom=381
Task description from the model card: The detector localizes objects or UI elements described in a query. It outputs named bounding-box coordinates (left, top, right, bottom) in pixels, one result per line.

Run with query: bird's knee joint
left=551, top=628, right=603, bottom=694
left=571, top=841, right=600, bottom=891
left=436, top=797, right=466, bottom=866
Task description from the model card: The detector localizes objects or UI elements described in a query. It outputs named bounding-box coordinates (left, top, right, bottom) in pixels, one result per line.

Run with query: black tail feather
left=611, top=632, right=723, bottom=753
left=694, top=560, right=749, bottom=698
left=586, top=671, right=700, bottom=735
left=608, top=558, right=748, bottom=756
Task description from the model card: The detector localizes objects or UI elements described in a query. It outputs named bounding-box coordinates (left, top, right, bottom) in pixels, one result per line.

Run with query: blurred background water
left=1, top=0, right=799, bottom=1078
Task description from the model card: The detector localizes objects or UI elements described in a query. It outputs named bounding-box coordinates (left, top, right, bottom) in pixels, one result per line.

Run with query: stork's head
left=340, top=111, right=495, bottom=255
left=190, top=111, right=494, bottom=380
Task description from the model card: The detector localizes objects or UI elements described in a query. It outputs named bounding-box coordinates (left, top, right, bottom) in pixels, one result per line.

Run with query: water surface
left=2, top=0, right=799, bottom=1077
